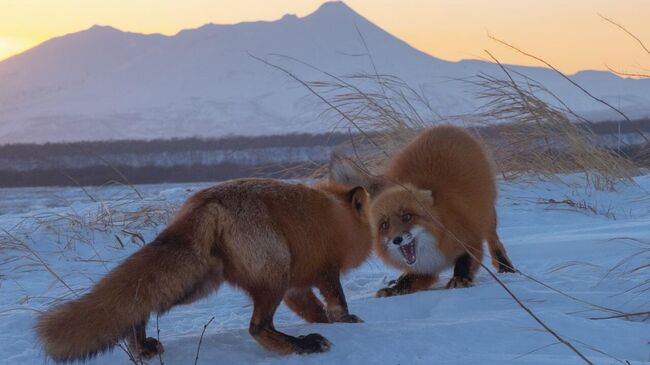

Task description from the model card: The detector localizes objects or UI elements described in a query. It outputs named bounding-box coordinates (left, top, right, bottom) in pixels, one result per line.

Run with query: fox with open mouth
left=331, top=125, right=515, bottom=297
left=372, top=186, right=448, bottom=276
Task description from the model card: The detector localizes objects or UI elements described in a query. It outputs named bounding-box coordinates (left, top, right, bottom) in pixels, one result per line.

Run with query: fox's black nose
left=392, top=236, right=403, bottom=245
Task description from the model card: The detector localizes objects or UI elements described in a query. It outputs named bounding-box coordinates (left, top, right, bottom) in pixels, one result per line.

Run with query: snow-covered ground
left=1, top=175, right=648, bottom=364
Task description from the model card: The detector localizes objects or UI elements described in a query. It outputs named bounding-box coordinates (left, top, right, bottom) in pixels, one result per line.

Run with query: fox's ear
left=329, top=154, right=384, bottom=196
left=346, top=186, right=369, bottom=213
left=329, top=154, right=364, bottom=184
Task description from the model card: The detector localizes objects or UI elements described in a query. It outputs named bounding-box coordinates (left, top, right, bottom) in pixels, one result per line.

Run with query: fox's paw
left=445, top=276, right=473, bottom=289
left=296, top=333, right=331, bottom=354
left=135, top=337, right=164, bottom=360
left=376, top=287, right=400, bottom=297
left=498, top=264, right=516, bottom=273
left=334, top=314, right=364, bottom=323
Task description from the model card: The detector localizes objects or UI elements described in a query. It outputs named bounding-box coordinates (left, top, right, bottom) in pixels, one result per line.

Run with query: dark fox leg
left=317, top=271, right=362, bottom=323
left=125, top=320, right=164, bottom=360
left=376, top=272, right=438, bottom=297
left=249, top=290, right=331, bottom=355
left=283, top=288, right=329, bottom=323
left=446, top=246, right=483, bottom=289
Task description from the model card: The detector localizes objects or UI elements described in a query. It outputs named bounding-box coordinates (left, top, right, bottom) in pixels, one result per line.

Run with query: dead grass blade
left=194, top=316, right=215, bottom=365
left=487, top=34, right=648, bottom=145
left=599, top=14, right=650, bottom=57
left=474, top=51, right=639, bottom=190
left=589, top=311, right=650, bottom=321
left=2, top=228, right=78, bottom=297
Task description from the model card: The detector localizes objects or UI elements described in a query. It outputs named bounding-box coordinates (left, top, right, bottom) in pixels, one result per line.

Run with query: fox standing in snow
left=36, top=178, right=373, bottom=362
left=330, top=125, right=515, bottom=297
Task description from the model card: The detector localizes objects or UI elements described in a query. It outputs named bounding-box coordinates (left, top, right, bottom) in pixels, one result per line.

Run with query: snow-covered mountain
left=1, top=1, right=649, bottom=144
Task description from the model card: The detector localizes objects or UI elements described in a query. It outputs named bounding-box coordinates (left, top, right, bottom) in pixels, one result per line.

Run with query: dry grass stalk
left=468, top=63, right=639, bottom=191
left=287, top=61, right=639, bottom=192
left=599, top=14, right=650, bottom=78
left=598, top=14, right=650, bottom=168
left=258, top=46, right=643, bottom=192
left=194, top=316, right=215, bottom=365
left=487, top=34, right=646, bottom=138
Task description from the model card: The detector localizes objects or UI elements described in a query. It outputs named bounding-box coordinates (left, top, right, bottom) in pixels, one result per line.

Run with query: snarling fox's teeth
left=399, top=241, right=416, bottom=265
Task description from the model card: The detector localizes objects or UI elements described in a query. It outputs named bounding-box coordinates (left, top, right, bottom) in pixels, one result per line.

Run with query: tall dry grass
left=600, top=14, right=650, bottom=169
left=275, top=59, right=643, bottom=192
left=467, top=59, right=639, bottom=191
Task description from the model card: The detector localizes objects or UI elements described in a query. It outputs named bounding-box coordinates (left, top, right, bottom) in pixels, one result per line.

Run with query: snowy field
left=0, top=175, right=648, bottom=364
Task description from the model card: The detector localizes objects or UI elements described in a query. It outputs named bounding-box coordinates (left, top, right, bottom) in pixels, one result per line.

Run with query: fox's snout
left=388, top=231, right=413, bottom=246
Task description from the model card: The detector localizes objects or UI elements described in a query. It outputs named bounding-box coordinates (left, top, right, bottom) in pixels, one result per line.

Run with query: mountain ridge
left=0, top=1, right=648, bottom=143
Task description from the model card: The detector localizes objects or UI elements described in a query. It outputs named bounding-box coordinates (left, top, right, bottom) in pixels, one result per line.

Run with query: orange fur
left=330, top=126, right=514, bottom=297
left=36, top=178, right=372, bottom=362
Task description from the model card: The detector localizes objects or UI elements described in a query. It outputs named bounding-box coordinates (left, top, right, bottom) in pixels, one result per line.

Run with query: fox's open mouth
left=399, top=241, right=416, bottom=265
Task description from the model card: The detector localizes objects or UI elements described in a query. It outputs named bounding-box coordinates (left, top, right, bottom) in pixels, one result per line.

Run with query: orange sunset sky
left=1, top=0, right=649, bottom=74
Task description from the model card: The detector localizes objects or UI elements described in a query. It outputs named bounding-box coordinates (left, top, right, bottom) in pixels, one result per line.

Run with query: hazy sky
left=1, top=0, right=649, bottom=74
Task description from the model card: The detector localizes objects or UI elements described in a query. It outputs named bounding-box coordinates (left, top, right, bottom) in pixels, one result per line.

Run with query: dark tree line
left=0, top=133, right=352, bottom=160
left=0, top=121, right=646, bottom=188
left=0, top=162, right=316, bottom=188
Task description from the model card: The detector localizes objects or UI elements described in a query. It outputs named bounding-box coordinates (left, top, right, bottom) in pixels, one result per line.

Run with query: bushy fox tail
left=36, top=209, right=223, bottom=362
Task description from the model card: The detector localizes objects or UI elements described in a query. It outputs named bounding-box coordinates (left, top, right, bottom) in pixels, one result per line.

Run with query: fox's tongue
left=399, top=242, right=416, bottom=265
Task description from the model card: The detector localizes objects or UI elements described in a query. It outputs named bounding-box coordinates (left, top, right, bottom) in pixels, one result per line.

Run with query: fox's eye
left=402, top=213, right=412, bottom=223
left=380, top=221, right=390, bottom=231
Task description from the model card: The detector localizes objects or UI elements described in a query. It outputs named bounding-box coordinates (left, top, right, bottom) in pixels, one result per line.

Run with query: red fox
left=36, top=178, right=373, bottom=362
left=330, top=125, right=514, bottom=297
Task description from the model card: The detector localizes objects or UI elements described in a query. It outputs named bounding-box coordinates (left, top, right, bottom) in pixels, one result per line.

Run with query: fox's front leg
left=376, top=272, right=438, bottom=297
left=317, top=270, right=363, bottom=323
left=446, top=248, right=483, bottom=289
